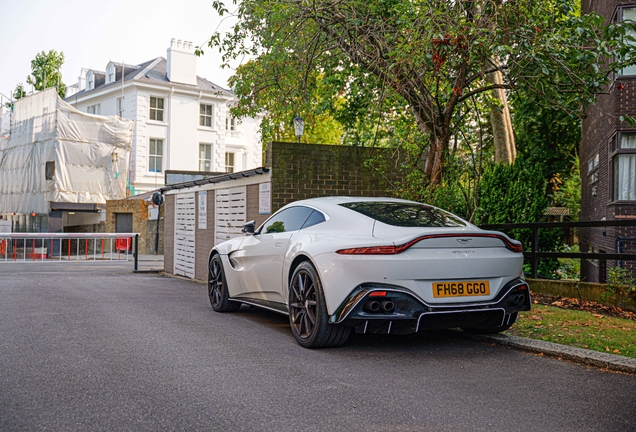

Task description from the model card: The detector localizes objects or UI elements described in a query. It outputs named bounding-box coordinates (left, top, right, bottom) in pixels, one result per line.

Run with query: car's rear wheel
left=461, top=312, right=518, bottom=334
left=288, top=261, right=351, bottom=348
left=208, top=254, right=241, bottom=312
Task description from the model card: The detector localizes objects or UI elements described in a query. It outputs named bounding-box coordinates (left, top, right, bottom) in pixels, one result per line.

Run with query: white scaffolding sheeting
left=0, top=88, right=134, bottom=214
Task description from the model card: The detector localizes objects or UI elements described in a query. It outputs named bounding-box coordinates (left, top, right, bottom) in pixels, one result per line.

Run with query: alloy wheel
left=289, top=269, right=318, bottom=339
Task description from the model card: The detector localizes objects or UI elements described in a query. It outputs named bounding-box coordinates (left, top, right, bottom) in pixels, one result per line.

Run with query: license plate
left=432, top=281, right=490, bottom=298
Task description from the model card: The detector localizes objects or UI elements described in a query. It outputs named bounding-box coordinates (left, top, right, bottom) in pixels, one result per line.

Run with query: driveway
left=0, top=263, right=634, bottom=431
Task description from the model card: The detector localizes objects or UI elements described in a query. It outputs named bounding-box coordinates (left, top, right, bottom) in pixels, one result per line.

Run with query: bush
left=476, top=161, right=563, bottom=278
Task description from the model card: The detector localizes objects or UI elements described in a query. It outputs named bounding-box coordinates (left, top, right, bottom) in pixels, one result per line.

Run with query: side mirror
left=242, top=220, right=256, bottom=235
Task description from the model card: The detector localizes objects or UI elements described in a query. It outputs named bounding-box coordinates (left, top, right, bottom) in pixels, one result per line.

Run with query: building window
left=117, top=97, right=124, bottom=117
left=149, top=138, right=163, bottom=173
left=225, top=116, right=236, bottom=131
left=87, top=71, right=94, bottom=90
left=149, top=97, right=164, bottom=122
left=199, top=143, right=212, bottom=171
left=107, top=63, right=115, bottom=84
left=45, top=161, right=55, bottom=180
left=612, top=133, right=636, bottom=201
left=225, top=152, right=235, bottom=173
left=200, top=104, right=213, bottom=127
left=619, top=7, right=636, bottom=76
left=588, top=152, right=599, bottom=173
left=87, top=104, right=100, bottom=115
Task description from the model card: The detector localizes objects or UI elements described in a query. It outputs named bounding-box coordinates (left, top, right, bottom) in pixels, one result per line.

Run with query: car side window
left=300, top=210, right=326, bottom=230
left=260, top=206, right=314, bottom=234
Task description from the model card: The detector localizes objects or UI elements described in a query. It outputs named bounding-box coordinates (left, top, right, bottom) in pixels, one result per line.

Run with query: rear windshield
left=340, top=202, right=466, bottom=228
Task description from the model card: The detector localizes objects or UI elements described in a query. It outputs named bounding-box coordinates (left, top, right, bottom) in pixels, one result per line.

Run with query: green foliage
left=513, top=96, right=581, bottom=194
left=476, top=162, right=548, bottom=225
left=556, top=244, right=581, bottom=280
left=476, top=161, right=563, bottom=277
left=603, top=267, right=636, bottom=302
left=552, top=155, right=581, bottom=221
left=203, top=0, right=636, bottom=186
left=12, top=84, right=26, bottom=101
left=26, top=50, right=66, bottom=99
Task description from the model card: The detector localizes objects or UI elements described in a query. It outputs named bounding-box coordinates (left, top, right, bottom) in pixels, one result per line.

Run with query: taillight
left=336, top=246, right=401, bottom=255
left=336, top=234, right=523, bottom=255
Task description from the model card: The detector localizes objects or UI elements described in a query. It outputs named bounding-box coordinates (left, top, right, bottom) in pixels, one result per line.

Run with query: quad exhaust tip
left=363, top=299, right=395, bottom=313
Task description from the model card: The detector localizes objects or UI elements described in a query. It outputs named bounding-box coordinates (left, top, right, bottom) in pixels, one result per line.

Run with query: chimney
left=78, top=68, right=87, bottom=91
left=166, top=39, right=197, bottom=85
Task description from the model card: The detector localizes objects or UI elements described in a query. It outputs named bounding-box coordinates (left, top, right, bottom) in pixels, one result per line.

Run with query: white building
left=66, top=38, right=262, bottom=195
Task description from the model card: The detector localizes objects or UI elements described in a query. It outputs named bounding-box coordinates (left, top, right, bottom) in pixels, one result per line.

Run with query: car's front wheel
left=288, top=261, right=351, bottom=348
left=208, top=254, right=241, bottom=312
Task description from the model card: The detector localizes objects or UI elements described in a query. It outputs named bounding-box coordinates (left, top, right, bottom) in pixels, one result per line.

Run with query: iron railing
left=0, top=233, right=142, bottom=271
left=480, top=220, right=636, bottom=278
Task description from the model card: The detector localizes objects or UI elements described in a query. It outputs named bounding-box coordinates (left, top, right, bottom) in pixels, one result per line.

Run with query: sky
left=0, top=0, right=240, bottom=102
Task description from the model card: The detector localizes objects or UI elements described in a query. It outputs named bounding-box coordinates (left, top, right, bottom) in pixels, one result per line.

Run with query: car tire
left=208, top=254, right=241, bottom=313
left=461, top=312, right=518, bottom=335
left=288, top=261, right=351, bottom=348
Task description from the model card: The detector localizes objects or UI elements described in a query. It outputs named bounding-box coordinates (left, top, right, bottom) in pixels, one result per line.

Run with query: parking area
left=1, top=263, right=635, bottom=431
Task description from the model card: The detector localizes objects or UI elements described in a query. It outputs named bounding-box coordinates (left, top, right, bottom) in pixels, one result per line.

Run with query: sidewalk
left=470, top=333, right=636, bottom=375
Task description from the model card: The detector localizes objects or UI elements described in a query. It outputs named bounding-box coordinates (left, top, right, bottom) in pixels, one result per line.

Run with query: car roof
left=284, top=196, right=424, bottom=212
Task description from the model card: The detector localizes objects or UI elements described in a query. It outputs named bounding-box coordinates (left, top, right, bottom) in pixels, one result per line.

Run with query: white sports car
left=207, top=197, right=531, bottom=348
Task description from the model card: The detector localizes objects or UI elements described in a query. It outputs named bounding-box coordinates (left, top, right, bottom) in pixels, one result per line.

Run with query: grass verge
left=508, top=304, right=636, bottom=359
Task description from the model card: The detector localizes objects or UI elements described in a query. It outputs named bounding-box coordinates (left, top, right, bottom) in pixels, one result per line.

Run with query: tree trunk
left=487, top=69, right=516, bottom=164
left=422, top=124, right=451, bottom=186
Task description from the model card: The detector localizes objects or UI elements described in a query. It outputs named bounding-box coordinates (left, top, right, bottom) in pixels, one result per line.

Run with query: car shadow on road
left=230, top=303, right=484, bottom=352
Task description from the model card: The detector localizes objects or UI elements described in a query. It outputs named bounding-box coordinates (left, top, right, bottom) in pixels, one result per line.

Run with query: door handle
left=275, top=242, right=283, bottom=247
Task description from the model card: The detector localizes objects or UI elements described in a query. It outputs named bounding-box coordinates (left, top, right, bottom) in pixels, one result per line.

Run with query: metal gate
left=174, top=192, right=196, bottom=278
left=215, top=186, right=246, bottom=245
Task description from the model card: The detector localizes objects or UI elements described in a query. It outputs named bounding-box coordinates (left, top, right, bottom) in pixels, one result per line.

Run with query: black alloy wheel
left=288, top=261, right=351, bottom=348
left=208, top=254, right=240, bottom=312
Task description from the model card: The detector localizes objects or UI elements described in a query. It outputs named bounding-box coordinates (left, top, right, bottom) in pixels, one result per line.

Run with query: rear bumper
left=329, top=278, right=531, bottom=334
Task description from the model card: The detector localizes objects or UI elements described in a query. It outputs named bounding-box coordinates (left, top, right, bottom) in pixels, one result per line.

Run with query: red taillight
left=368, top=291, right=387, bottom=297
left=336, top=234, right=523, bottom=255
left=509, top=242, right=523, bottom=253
left=337, top=246, right=400, bottom=255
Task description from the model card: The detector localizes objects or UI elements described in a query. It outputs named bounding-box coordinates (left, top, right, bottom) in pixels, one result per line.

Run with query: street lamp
left=293, top=114, right=304, bottom=143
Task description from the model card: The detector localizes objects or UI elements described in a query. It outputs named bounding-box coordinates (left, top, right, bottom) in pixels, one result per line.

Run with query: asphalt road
left=1, top=263, right=635, bottom=432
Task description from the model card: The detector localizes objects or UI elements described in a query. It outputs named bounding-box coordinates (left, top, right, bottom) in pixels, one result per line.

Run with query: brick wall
left=106, top=197, right=164, bottom=255
left=265, top=142, right=406, bottom=212
left=580, top=0, right=636, bottom=281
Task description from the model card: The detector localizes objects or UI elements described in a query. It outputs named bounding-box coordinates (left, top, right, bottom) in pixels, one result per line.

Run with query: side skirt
left=231, top=297, right=289, bottom=316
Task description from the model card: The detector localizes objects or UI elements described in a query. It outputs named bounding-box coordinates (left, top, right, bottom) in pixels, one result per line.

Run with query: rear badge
left=456, top=238, right=472, bottom=244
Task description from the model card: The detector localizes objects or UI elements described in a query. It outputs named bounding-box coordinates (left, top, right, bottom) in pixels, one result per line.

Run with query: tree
left=202, top=0, right=636, bottom=186
left=12, top=84, right=26, bottom=101
left=26, top=50, right=66, bottom=99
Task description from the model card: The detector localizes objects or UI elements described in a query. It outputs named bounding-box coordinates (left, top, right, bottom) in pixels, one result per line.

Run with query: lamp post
left=293, top=114, right=304, bottom=143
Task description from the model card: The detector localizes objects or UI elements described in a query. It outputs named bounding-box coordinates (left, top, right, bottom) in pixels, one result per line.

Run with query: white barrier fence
left=0, top=233, right=140, bottom=269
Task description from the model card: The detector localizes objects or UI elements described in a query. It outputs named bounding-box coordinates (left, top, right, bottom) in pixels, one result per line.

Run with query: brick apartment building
left=580, top=1, right=636, bottom=282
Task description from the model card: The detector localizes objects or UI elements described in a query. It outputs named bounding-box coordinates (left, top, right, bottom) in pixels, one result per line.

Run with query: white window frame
left=225, top=116, right=236, bottom=131
left=199, top=143, right=212, bottom=171
left=200, top=104, right=213, bottom=127
left=611, top=132, right=636, bottom=201
left=613, top=6, right=636, bottom=77
left=149, top=97, right=164, bottom=122
left=225, top=152, right=235, bottom=173
left=106, top=63, right=115, bottom=84
left=87, top=71, right=95, bottom=90
left=149, top=138, right=164, bottom=173
left=117, top=97, right=124, bottom=117
left=86, top=104, right=100, bottom=115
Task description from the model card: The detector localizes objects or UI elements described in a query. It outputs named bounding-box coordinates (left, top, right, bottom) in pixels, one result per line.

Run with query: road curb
left=473, top=333, right=636, bottom=374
